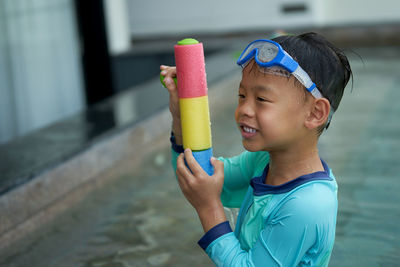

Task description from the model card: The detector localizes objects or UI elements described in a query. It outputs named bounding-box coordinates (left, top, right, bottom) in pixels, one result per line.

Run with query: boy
left=160, top=32, right=352, bottom=266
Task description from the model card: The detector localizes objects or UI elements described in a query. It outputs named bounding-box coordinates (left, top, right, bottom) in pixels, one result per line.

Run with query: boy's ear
left=304, top=98, right=330, bottom=130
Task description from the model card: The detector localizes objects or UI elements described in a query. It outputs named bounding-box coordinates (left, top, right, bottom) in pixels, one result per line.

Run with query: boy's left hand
left=176, top=149, right=224, bottom=213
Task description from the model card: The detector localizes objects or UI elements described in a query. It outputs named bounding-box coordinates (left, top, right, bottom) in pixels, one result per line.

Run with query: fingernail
left=164, top=78, right=171, bottom=84
left=161, top=70, right=166, bottom=75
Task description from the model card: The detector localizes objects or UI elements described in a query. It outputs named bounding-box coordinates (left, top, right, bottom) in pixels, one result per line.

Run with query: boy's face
left=235, top=63, right=312, bottom=152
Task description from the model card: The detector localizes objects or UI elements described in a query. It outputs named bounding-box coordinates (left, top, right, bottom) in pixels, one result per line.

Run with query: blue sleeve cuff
left=198, top=221, right=233, bottom=251
left=170, top=132, right=184, bottom=153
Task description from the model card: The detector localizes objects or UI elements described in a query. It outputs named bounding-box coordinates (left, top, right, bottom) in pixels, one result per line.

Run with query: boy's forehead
left=240, top=68, right=306, bottom=99
left=239, top=81, right=274, bottom=93
left=244, top=61, right=304, bottom=86
left=241, top=68, right=290, bottom=88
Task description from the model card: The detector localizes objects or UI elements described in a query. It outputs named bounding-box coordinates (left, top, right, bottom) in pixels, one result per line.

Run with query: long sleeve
left=198, top=182, right=337, bottom=267
left=218, top=151, right=269, bottom=208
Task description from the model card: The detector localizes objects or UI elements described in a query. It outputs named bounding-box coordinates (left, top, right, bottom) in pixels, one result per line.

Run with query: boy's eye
left=238, top=94, right=245, bottom=99
left=257, top=97, right=268, bottom=102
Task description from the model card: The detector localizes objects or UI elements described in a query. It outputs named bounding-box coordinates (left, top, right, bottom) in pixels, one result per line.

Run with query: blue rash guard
left=170, top=135, right=338, bottom=266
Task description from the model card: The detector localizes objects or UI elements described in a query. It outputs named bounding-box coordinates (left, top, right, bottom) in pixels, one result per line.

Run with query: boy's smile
left=235, top=63, right=311, bottom=152
left=239, top=123, right=258, bottom=139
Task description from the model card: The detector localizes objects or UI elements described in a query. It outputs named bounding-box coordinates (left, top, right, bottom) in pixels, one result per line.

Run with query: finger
left=211, top=157, right=224, bottom=177
left=176, top=153, right=194, bottom=182
left=160, top=65, right=171, bottom=71
left=160, top=66, right=176, bottom=77
left=160, top=67, right=177, bottom=89
left=163, top=77, right=177, bottom=91
left=184, top=148, right=204, bottom=176
left=176, top=154, right=188, bottom=188
left=160, top=70, right=173, bottom=77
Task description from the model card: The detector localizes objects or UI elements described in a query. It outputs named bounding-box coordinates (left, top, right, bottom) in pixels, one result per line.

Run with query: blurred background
left=1, top=0, right=399, bottom=144
left=0, top=0, right=399, bottom=266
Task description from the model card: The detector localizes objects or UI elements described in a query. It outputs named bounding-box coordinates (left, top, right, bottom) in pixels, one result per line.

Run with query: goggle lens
left=239, top=41, right=279, bottom=65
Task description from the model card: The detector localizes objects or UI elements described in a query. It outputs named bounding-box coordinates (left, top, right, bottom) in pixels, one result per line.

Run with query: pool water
left=1, top=46, right=399, bottom=266
left=321, top=47, right=400, bottom=266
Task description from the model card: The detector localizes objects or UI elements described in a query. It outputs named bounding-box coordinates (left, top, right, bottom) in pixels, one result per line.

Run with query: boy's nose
left=237, top=101, right=255, bottom=118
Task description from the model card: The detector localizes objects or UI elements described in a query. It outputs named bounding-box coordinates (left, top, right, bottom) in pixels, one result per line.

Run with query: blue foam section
left=187, top=148, right=214, bottom=176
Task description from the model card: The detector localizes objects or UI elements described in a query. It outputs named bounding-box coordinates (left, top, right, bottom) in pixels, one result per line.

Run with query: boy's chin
left=242, top=140, right=263, bottom=152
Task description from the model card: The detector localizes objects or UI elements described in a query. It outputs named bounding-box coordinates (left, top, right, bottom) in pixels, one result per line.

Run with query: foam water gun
left=161, top=38, right=214, bottom=175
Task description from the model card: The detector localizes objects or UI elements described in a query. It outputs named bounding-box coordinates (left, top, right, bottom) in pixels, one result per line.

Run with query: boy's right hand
left=160, top=65, right=182, bottom=143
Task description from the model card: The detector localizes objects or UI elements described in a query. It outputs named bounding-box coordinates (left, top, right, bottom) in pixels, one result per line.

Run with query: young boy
left=160, top=32, right=352, bottom=266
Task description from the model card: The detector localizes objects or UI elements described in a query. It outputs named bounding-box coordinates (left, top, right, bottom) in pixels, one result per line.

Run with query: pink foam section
left=174, top=43, right=208, bottom=98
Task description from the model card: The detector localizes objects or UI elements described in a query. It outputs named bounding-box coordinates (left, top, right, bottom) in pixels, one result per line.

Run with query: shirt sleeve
left=199, top=183, right=337, bottom=267
left=169, top=133, right=269, bottom=208
left=218, top=151, right=269, bottom=208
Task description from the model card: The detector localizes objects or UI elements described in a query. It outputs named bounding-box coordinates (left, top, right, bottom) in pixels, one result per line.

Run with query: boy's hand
left=160, top=65, right=182, bottom=144
left=176, top=149, right=226, bottom=232
left=160, top=65, right=180, bottom=120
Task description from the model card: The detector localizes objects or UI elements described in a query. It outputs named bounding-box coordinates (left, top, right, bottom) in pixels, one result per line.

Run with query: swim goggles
left=236, top=39, right=323, bottom=99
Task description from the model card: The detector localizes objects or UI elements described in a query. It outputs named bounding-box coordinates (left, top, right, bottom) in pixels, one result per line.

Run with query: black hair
left=272, top=32, right=353, bottom=132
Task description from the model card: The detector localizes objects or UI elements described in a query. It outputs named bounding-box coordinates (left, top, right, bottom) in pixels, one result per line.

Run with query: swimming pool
left=0, top=46, right=399, bottom=267
left=321, top=47, right=400, bottom=266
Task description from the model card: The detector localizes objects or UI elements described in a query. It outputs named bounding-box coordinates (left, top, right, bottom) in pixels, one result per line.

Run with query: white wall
left=127, top=0, right=400, bottom=37
left=316, top=0, right=400, bottom=26
left=0, top=0, right=85, bottom=144
left=127, top=0, right=318, bottom=37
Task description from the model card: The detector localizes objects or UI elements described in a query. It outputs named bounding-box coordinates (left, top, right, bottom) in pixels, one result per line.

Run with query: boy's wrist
left=196, top=201, right=226, bottom=233
left=172, top=119, right=183, bottom=145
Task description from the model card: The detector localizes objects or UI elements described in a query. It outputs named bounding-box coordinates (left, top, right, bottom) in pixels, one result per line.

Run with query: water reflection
left=0, top=76, right=169, bottom=194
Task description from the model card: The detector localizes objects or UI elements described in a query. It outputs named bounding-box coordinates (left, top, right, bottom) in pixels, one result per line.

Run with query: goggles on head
left=236, top=39, right=323, bottom=99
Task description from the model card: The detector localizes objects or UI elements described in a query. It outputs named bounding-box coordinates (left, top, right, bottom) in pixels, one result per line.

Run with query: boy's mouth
left=243, top=126, right=256, bottom=133
left=238, top=123, right=258, bottom=138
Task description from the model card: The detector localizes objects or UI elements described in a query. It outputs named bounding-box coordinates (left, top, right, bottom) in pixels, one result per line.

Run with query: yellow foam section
left=179, top=96, right=212, bottom=150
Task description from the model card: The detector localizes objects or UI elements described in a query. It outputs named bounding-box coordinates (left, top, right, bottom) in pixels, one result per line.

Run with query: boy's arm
left=200, top=183, right=336, bottom=267
left=171, top=134, right=336, bottom=266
